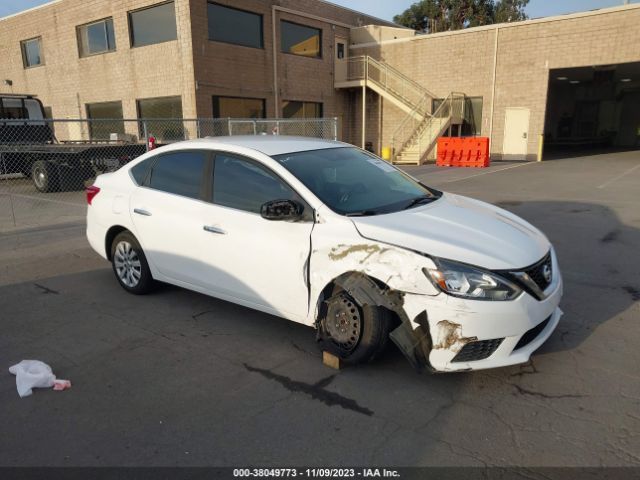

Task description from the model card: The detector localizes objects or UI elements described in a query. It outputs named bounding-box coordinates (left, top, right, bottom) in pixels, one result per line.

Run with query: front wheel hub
left=324, top=293, right=362, bottom=352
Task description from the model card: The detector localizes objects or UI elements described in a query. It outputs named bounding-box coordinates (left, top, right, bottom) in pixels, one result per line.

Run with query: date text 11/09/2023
left=233, top=468, right=401, bottom=478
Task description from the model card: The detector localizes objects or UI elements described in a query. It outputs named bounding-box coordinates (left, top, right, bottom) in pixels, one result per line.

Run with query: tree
left=393, top=0, right=528, bottom=33
left=494, top=0, right=529, bottom=23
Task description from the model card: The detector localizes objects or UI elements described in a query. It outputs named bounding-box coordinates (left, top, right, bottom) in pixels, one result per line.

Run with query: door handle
left=203, top=225, right=226, bottom=235
left=134, top=208, right=152, bottom=216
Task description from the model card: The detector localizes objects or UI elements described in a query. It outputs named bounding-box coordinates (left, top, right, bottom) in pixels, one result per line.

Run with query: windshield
left=273, top=147, right=440, bottom=216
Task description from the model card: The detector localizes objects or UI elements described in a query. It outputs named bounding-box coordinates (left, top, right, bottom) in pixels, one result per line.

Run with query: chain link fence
left=0, top=117, right=338, bottom=232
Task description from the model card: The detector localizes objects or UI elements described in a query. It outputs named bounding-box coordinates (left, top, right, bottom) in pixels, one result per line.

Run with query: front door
left=198, top=151, right=314, bottom=321
left=502, top=107, right=530, bottom=160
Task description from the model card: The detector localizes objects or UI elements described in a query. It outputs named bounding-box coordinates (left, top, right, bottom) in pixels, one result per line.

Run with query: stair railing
left=345, top=56, right=435, bottom=116
left=393, top=92, right=466, bottom=163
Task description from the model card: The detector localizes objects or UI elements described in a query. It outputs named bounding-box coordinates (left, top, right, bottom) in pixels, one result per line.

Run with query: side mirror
left=260, top=199, right=304, bottom=221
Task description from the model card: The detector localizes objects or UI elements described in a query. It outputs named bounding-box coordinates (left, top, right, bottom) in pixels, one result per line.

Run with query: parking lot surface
left=1, top=151, right=639, bottom=467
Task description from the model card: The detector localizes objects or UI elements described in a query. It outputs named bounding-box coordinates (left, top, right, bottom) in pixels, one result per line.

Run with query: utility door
left=335, top=36, right=348, bottom=83
left=502, top=108, right=530, bottom=160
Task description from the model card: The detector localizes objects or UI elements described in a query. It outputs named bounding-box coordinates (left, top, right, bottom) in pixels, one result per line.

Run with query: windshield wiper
left=403, top=195, right=435, bottom=211
left=345, top=210, right=379, bottom=217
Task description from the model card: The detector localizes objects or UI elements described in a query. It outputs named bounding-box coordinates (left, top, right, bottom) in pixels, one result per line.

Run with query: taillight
left=86, top=185, right=100, bottom=205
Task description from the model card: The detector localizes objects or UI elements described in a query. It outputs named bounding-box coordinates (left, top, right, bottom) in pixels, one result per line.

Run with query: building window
left=281, top=20, right=321, bottom=58
left=86, top=101, right=125, bottom=140
left=212, top=96, right=266, bottom=118
left=137, top=96, right=184, bottom=141
left=282, top=101, right=323, bottom=118
left=207, top=3, right=263, bottom=49
left=21, top=37, right=44, bottom=68
left=77, top=18, right=116, bottom=57
left=129, top=2, right=177, bottom=48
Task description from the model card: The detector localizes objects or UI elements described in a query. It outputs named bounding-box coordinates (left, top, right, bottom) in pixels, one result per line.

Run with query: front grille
left=513, top=315, right=551, bottom=351
left=524, top=252, right=553, bottom=292
left=451, top=338, right=504, bottom=363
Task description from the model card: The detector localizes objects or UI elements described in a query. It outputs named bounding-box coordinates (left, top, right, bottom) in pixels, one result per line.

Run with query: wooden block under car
left=322, top=351, right=343, bottom=370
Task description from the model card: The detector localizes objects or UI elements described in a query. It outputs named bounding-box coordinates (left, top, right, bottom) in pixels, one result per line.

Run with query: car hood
left=351, top=193, right=550, bottom=270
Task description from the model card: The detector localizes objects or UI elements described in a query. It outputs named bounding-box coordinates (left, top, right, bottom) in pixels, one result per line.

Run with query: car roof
left=169, top=135, right=351, bottom=156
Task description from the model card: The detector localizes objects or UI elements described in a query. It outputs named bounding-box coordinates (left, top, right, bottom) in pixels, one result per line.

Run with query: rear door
left=197, top=151, right=315, bottom=321
left=130, top=149, right=211, bottom=285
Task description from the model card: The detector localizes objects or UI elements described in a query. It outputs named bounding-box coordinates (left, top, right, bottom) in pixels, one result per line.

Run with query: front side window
left=147, top=151, right=206, bottom=199
left=86, top=101, right=124, bottom=140
left=77, top=18, right=116, bottom=57
left=137, top=96, right=184, bottom=141
left=213, top=153, right=298, bottom=214
left=212, top=96, right=266, bottom=118
left=281, top=20, right=321, bottom=58
left=208, top=3, right=263, bottom=49
left=274, top=147, right=440, bottom=216
left=129, top=2, right=177, bottom=48
left=282, top=101, right=322, bottom=119
left=21, top=37, right=44, bottom=68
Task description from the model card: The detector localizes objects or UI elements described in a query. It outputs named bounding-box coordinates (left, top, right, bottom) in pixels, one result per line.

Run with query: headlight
left=424, top=258, right=522, bottom=301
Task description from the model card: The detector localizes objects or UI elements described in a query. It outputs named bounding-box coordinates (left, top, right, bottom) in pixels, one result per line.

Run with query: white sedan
left=86, top=136, right=563, bottom=372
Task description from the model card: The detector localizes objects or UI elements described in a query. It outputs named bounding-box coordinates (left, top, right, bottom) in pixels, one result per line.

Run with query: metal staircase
left=393, top=93, right=466, bottom=165
left=335, top=55, right=434, bottom=120
left=335, top=55, right=465, bottom=165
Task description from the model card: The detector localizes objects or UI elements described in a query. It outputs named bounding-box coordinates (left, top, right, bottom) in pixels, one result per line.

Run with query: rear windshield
left=0, top=98, right=44, bottom=120
left=273, top=147, right=440, bottom=216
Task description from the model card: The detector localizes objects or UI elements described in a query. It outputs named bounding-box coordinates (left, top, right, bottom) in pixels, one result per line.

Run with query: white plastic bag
left=9, top=360, right=56, bottom=398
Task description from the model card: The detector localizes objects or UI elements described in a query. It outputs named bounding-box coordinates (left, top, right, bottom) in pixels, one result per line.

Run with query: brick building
left=1, top=1, right=640, bottom=162
left=346, top=3, right=640, bottom=162
left=0, top=0, right=394, bottom=141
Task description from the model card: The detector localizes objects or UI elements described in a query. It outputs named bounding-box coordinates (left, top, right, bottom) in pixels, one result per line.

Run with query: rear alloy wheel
left=318, top=291, right=392, bottom=365
left=111, top=231, right=155, bottom=295
left=32, top=160, right=58, bottom=193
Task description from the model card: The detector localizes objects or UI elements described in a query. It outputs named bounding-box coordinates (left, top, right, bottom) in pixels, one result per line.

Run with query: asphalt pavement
left=0, top=150, right=639, bottom=467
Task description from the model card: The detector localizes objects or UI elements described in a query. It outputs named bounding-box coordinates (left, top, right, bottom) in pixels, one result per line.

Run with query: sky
left=0, top=0, right=637, bottom=21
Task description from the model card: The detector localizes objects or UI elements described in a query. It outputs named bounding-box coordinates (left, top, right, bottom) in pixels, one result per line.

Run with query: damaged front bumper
left=391, top=270, right=564, bottom=373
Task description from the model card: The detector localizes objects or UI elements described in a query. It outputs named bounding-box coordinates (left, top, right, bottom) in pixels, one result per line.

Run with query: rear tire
left=32, top=160, right=58, bottom=193
left=110, top=231, right=155, bottom=295
left=317, top=290, right=392, bottom=365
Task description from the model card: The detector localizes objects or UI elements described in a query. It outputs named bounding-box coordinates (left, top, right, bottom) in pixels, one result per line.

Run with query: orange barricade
left=437, top=137, right=490, bottom=168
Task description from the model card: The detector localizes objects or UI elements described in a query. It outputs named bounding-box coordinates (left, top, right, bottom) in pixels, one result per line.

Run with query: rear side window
left=212, top=153, right=297, bottom=213
left=130, top=158, right=153, bottom=185
left=147, top=151, right=206, bottom=199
